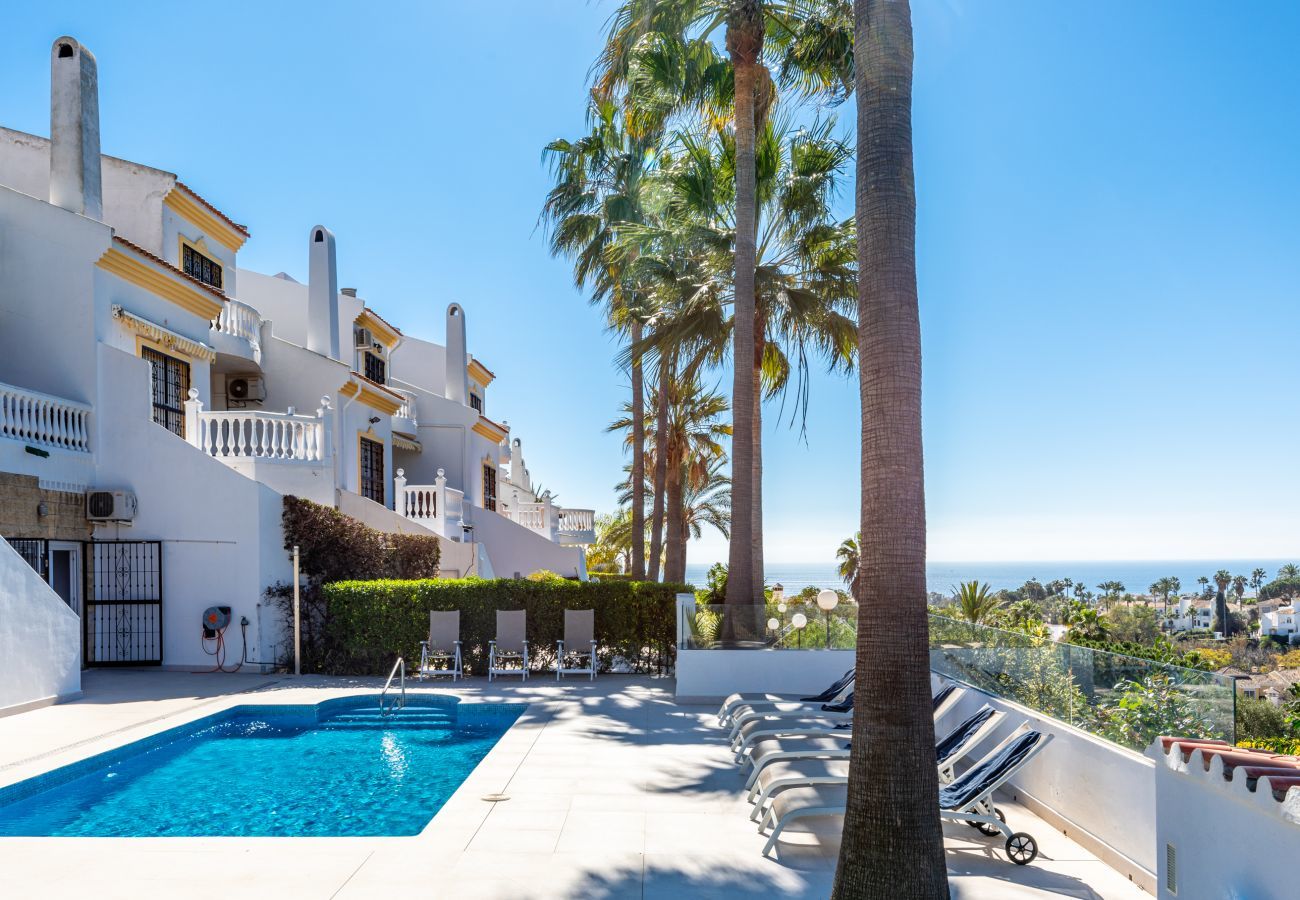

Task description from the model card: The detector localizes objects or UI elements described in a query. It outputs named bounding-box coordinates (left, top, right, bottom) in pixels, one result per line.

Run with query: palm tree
left=1251, top=567, right=1267, bottom=598
left=1278, top=563, right=1300, bottom=580
left=833, top=2, right=948, bottom=894
left=542, top=100, right=658, bottom=580
left=679, top=456, right=732, bottom=574
left=1096, top=580, right=1125, bottom=612
left=1149, top=576, right=1181, bottom=621
left=836, top=533, right=861, bottom=596
left=952, top=581, right=1001, bottom=625
left=1232, top=574, right=1247, bottom=614
left=1213, top=568, right=1232, bottom=636
left=595, top=0, right=855, bottom=610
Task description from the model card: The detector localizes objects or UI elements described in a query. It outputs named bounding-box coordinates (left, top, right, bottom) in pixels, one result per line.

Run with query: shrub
left=319, top=578, right=692, bottom=675
left=589, top=572, right=634, bottom=583
left=1260, top=577, right=1300, bottom=601
left=1236, top=697, right=1290, bottom=741
left=1275, top=649, right=1300, bottom=669
left=1238, top=737, right=1300, bottom=754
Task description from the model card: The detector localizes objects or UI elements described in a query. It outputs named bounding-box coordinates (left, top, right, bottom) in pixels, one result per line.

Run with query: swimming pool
left=0, top=696, right=525, bottom=837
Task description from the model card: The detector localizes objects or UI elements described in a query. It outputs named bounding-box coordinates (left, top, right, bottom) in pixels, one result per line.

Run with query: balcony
left=391, top=387, right=418, bottom=438
left=210, top=298, right=263, bottom=365
left=501, top=499, right=596, bottom=545
left=555, top=507, right=595, bottom=544
left=0, top=380, right=94, bottom=491
left=395, top=468, right=464, bottom=539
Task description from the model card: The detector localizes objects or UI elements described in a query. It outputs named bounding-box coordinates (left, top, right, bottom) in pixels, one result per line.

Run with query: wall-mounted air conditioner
left=87, top=490, right=137, bottom=523
left=226, top=374, right=267, bottom=403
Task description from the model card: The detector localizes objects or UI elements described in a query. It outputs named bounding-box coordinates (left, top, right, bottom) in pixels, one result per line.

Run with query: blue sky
left=2, top=2, right=1296, bottom=565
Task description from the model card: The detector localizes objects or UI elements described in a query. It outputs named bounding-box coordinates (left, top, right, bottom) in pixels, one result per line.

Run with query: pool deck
left=0, top=670, right=1149, bottom=899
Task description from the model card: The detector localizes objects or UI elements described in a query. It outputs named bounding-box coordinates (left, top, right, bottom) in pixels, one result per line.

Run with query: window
left=363, top=350, right=386, bottom=385
left=182, top=243, right=223, bottom=290
left=482, top=463, right=497, bottom=511
left=469, top=392, right=483, bottom=414
left=142, top=346, right=190, bottom=436
left=359, top=436, right=385, bottom=505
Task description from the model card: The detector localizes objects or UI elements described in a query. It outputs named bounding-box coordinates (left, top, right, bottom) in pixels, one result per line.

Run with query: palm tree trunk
left=832, top=1, right=950, bottom=897
left=647, top=363, right=669, bottom=582
left=752, top=321, right=765, bottom=592
left=724, top=11, right=762, bottom=617
left=664, top=461, right=686, bottom=582
left=630, top=321, right=647, bottom=580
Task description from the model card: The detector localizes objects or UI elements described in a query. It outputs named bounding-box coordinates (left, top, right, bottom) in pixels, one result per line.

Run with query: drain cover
left=481, top=793, right=511, bottom=802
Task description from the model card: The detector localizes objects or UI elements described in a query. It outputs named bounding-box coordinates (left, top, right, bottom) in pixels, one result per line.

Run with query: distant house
left=1259, top=606, right=1299, bottom=643
left=1218, top=666, right=1300, bottom=704
left=1166, top=596, right=1213, bottom=634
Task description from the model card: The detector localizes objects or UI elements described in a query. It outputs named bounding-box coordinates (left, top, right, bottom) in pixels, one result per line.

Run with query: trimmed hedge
left=588, top=572, right=634, bottom=583
left=319, top=578, right=692, bottom=676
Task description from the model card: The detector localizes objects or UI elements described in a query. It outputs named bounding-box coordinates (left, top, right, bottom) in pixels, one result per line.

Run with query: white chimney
left=308, top=226, right=341, bottom=360
left=510, top=438, right=529, bottom=491
left=49, top=37, right=102, bottom=220
left=445, top=303, right=469, bottom=405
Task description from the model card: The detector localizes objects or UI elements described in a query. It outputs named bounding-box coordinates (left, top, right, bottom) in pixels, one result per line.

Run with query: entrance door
left=47, top=541, right=82, bottom=616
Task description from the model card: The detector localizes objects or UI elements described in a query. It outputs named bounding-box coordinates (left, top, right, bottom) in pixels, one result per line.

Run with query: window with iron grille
left=363, top=350, right=386, bottom=385
left=359, top=436, right=385, bottom=504
left=482, top=463, right=497, bottom=511
left=470, top=393, right=483, bottom=414
left=142, top=346, right=190, bottom=436
left=182, top=243, right=223, bottom=289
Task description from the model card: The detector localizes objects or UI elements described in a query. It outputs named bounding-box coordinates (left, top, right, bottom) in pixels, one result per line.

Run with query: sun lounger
left=488, top=609, right=529, bottom=681
left=555, top=608, right=597, bottom=680
left=732, top=713, right=853, bottom=762
left=417, top=610, right=462, bottom=681
left=726, top=689, right=853, bottom=744
left=758, top=726, right=1052, bottom=864
left=717, top=669, right=855, bottom=726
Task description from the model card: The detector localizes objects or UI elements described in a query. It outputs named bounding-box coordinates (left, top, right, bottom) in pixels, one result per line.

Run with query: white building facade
left=0, top=37, right=592, bottom=707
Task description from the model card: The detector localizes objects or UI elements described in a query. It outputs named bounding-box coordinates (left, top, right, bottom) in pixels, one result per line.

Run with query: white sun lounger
left=727, top=690, right=854, bottom=745
left=488, top=609, right=529, bottom=681
left=717, top=669, right=855, bottom=726
left=555, top=608, right=597, bottom=680
left=417, top=610, right=462, bottom=681
left=758, top=725, right=1052, bottom=864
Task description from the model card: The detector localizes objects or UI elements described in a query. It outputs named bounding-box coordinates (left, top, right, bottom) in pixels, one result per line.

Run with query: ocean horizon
left=683, top=559, right=1295, bottom=596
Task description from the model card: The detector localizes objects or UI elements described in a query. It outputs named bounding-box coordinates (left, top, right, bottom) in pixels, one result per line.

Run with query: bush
left=589, top=572, right=635, bottom=583
left=319, top=578, right=692, bottom=675
left=1238, top=737, right=1300, bottom=754
left=1236, top=697, right=1290, bottom=741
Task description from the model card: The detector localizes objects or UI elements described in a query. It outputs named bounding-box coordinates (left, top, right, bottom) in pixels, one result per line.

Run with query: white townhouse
left=0, top=37, right=592, bottom=709
left=1259, top=605, right=1298, bottom=642
left=1164, top=595, right=1214, bottom=634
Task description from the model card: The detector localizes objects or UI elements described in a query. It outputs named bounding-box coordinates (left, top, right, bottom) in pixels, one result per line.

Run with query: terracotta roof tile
left=174, top=180, right=250, bottom=237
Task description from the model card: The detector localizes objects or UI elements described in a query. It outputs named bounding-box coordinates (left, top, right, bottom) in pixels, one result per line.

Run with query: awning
left=392, top=434, right=422, bottom=453
left=112, top=305, right=216, bottom=363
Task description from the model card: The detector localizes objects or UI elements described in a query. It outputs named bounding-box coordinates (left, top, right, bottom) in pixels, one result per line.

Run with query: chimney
left=445, top=303, right=469, bottom=405
left=340, top=287, right=357, bottom=297
left=307, top=226, right=341, bottom=360
left=510, top=438, right=529, bottom=490
left=49, top=37, right=102, bottom=219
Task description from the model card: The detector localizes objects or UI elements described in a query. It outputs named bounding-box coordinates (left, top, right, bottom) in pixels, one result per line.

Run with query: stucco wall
left=465, top=504, right=585, bottom=580
left=0, top=537, right=81, bottom=713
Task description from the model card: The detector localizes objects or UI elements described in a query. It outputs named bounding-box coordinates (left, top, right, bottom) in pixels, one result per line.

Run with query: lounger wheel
left=976, top=807, right=1006, bottom=836
left=1005, top=832, right=1038, bottom=866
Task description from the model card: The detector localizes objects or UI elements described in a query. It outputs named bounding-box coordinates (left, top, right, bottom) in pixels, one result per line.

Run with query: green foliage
left=703, top=562, right=728, bottom=605
left=318, top=578, right=690, bottom=676
left=282, top=495, right=440, bottom=583
left=589, top=572, right=636, bottom=583
left=1236, top=697, right=1290, bottom=741
left=1065, top=635, right=1215, bottom=671
left=1103, top=604, right=1160, bottom=643
left=1238, top=737, right=1300, bottom=754
left=1259, top=577, right=1300, bottom=601
left=1094, top=673, right=1215, bottom=750
left=952, top=581, right=1001, bottom=624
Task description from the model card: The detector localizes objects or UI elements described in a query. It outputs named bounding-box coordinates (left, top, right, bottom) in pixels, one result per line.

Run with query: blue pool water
left=0, top=696, right=524, bottom=837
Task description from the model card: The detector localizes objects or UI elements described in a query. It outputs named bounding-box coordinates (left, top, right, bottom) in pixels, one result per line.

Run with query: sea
left=683, top=560, right=1295, bottom=597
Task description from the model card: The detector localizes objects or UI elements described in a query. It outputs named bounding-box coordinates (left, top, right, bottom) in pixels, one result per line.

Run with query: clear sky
left=2, top=2, right=1296, bottom=566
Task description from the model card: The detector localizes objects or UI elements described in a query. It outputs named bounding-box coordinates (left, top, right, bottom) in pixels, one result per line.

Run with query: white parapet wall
left=937, top=681, right=1157, bottom=891
left=0, top=537, right=80, bottom=714
left=1148, top=740, right=1300, bottom=899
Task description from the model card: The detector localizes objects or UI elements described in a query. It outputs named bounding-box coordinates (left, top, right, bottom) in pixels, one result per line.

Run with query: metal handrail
left=380, top=656, right=406, bottom=716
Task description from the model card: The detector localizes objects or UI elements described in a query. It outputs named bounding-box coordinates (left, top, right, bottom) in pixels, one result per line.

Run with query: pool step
left=321, top=709, right=456, bottom=730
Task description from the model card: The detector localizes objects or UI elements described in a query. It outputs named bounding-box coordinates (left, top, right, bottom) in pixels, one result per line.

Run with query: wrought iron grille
left=4, top=537, right=48, bottom=581
left=359, top=436, right=385, bottom=505
left=182, top=243, right=223, bottom=289
left=482, top=463, right=497, bottom=512
left=83, top=540, right=163, bottom=666
left=363, top=351, right=386, bottom=386
left=142, top=346, right=190, bottom=437
left=470, top=393, right=483, bottom=414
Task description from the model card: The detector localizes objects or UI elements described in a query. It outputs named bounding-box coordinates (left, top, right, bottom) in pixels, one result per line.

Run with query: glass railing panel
left=682, top=602, right=859, bottom=650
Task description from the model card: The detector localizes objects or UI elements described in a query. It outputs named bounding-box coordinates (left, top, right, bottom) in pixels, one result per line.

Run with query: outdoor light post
left=791, top=612, right=807, bottom=648
left=817, top=589, right=839, bottom=650
left=773, top=583, right=786, bottom=627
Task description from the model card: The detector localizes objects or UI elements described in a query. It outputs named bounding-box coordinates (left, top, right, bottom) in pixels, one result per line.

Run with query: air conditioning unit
left=87, top=490, right=137, bottom=523
left=226, top=374, right=266, bottom=402
left=354, top=326, right=373, bottom=349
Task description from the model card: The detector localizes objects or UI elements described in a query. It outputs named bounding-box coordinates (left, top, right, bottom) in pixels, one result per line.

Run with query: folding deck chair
left=488, top=609, right=529, bottom=681
left=717, top=669, right=855, bottom=726
left=555, top=608, right=597, bottom=680
left=417, top=610, right=462, bottom=681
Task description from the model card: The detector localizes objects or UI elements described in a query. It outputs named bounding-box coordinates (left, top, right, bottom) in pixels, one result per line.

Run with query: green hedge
left=588, top=572, right=634, bottom=583
left=319, top=578, right=692, bottom=675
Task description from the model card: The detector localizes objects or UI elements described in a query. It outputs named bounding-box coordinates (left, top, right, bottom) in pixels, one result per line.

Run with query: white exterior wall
left=0, top=538, right=81, bottom=713
left=1149, top=744, right=1300, bottom=899
left=465, top=505, right=585, bottom=580
left=161, top=205, right=237, bottom=298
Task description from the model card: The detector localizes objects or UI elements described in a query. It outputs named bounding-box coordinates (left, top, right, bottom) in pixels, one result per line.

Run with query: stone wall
left=0, top=472, right=90, bottom=541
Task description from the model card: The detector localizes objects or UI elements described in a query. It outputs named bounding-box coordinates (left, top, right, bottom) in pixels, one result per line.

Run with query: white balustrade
left=187, top=391, right=330, bottom=463
left=557, top=507, right=595, bottom=534
left=0, top=381, right=91, bottom=452
left=392, top=388, right=418, bottom=425
left=511, top=502, right=548, bottom=531
left=401, top=484, right=438, bottom=520
left=395, top=468, right=465, bottom=539
left=211, top=299, right=262, bottom=348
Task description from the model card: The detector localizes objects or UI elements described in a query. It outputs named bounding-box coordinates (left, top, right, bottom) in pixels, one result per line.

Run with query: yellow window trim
left=163, top=187, right=248, bottom=252
left=97, top=246, right=224, bottom=321
left=339, top=379, right=403, bottom=416
left=177, top=235, right=224, bottom=285
left=357, top=430, right=385, bottom=505
left=115, top=306, right=216, bottom=364
left=356, top=309, right=400, bottom=348
left=467, top=358, right=495, bottom=386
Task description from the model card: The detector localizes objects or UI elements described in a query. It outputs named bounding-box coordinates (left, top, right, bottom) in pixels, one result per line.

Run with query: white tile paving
left=0, top=671, right=1150, bottom=899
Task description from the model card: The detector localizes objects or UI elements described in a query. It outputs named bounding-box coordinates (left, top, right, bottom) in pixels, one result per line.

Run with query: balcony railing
left=211, top=299, right=262, bottom=349
left=0, top=381, right=91, bottom=452
left=392, top=388, right=418, bottom=425
left=556, top=507, right=594, bottom=534
left=185, top=391, right=330, bottom=463
left=395, top=468, right=464, bottom=538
